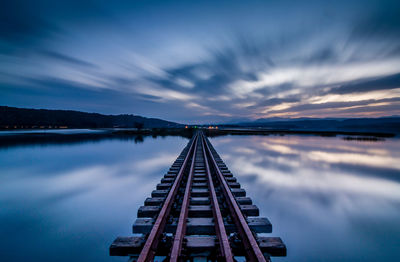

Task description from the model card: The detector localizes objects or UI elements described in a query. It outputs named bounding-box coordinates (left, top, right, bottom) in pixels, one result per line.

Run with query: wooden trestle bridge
left=110, top=131, right=286, bottom=261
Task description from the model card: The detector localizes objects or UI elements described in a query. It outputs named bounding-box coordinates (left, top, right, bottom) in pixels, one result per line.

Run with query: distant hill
left=0, top=106, right=182, bottom=129
left=231, top=117, right=400, bottom=134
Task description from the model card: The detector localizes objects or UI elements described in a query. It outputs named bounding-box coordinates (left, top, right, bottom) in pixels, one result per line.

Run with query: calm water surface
left=0, top=134, right=399, bottom=261
left=0, top=136, right=188, bottom=262
left=211, top=135, right=400, bottom=262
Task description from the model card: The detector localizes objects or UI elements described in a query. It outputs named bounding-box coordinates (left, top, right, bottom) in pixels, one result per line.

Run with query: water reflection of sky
left=1, top=135, right=399, bottom=262
left=0, top=136, right=188, bottom=262
left=210, top=135, right=400, bottom=262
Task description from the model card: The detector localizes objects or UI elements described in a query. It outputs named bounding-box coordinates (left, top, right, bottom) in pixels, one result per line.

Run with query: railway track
left=110, top=131, right=286, bottom=261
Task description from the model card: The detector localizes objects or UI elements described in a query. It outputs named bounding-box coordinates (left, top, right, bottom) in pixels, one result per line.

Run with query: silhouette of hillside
left=0, top=106, right=181, bottom=129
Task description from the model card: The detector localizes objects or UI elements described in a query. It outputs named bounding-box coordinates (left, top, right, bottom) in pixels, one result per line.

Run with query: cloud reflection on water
left=0, top=137, right=187, bottom=262
left=211, top=135, right=400, bottom=262
left=0, top=135, right=399, bottom=261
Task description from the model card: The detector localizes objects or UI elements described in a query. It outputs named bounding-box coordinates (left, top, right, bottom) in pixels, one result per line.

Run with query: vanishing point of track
left=110, top=131, right=286, bottom=261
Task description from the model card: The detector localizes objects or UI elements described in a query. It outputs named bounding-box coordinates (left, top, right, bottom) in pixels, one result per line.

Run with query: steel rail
left=137, top=133, right=199, bottom=262
left=169, top=135, right=199, bottom=261
left=202, top=133, right=268, bottom=262
left=200, top=134, right=235, bottom=261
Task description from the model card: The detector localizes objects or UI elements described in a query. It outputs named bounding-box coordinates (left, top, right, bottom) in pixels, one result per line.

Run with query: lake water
left=0, top=134, right=399, bottom=261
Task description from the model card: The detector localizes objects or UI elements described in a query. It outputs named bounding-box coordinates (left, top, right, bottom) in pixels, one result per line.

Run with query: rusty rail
left=202, top=132, right=268, bottom=262
left=201, top=134, right=234, bottom=261
left=169, top=135, right=199, bottom=261
left=137, top=133, right=198, bottom=262
left=110, top=131, right=286, bottom=261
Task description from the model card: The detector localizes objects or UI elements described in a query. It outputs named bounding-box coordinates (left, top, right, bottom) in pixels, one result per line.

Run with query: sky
left=1, top=0, right=400, bottom=124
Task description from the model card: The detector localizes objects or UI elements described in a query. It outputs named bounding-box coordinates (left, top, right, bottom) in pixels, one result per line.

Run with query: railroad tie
left=110, top=131, right=286, bottom=261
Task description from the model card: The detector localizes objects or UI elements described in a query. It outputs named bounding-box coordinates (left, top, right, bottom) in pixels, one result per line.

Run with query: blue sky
left=1, top=0, right=400, bottom=123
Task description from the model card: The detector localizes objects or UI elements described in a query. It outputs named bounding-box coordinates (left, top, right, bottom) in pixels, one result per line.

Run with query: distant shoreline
left=203, top=128, right=396, bottom=138
left=2, top=105, right=400, bottom=137
left=0, top=127, right=396, bottom=139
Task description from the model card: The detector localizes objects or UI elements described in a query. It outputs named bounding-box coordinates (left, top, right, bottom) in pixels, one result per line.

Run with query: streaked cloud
left=0, top=0, right=399, bottom=123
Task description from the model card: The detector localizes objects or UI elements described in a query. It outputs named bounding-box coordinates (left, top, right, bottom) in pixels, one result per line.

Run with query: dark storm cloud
left=330, top=73, right=400, bottom=94
left=246, top=97, right=301, bottom=110
left=148, top=35, right=276, bottom=96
